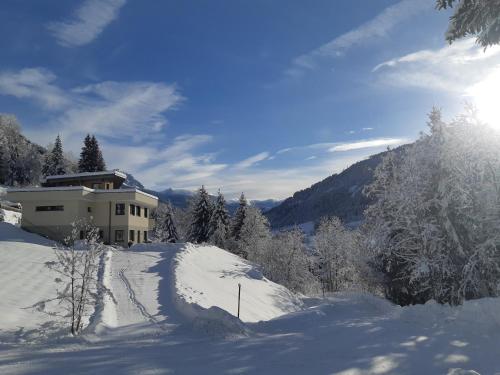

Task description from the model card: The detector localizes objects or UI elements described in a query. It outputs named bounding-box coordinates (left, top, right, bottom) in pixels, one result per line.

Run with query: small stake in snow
left=237, top=283, right=241, bottom=319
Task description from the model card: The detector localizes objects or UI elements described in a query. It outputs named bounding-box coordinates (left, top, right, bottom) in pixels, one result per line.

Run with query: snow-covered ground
left=0, top=222, right=499, bottom=374
left=175, top=243, right=302, bottom=322
left=1, top=208, right=21, bottom=226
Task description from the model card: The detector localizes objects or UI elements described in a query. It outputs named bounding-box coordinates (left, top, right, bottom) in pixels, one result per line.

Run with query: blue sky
left=1, top=0, right=499, bottom=199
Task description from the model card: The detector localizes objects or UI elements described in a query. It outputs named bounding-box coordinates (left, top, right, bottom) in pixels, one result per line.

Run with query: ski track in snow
left=118, top=267, right=163, bottom=328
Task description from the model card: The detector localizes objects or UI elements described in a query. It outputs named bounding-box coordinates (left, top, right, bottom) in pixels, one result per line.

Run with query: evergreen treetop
left=231, top=192, right=247, bottom=240
left=188, top=186, right=214, bottom=243
left=208, top=190, right=230, bottom=248
left=42, top=135, right=66, bottom=176
left=78, top=134, right=106, bottom=172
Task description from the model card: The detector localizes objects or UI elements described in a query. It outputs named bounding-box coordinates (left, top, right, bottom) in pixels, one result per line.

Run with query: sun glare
left=467, top=68, right=500, bottom=128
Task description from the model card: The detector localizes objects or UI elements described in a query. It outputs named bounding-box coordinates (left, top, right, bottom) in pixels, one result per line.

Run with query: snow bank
left=174, top=243, right=302, bottom=323
left=398, top=297, right=500, bottom=335
left=0, top=223, right=61, bottom=342
left=0, top=208, right=21, bottom=225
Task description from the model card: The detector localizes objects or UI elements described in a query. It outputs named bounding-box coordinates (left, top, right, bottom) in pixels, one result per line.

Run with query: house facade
left=6, top=171, right=158, bottom=246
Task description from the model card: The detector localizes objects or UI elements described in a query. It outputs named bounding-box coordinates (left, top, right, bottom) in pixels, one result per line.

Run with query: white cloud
left=329, top=138, right=407, bottom=152
left=47, top=0, right=126, bottom=47
left=362, top=127, right=374, bottom=131
left=373, top=38, right=500, bottom=92
left=235, top=152, right=270, bottom=169
left=287, top=0, right=433, bottom=76
left=0, top=68, right=69, bottom=110
left=0, top=67, right=183, bottom=143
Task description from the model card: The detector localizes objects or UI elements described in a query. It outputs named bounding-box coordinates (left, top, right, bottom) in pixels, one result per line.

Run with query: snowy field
left=0, top=222, right=499, bottom=374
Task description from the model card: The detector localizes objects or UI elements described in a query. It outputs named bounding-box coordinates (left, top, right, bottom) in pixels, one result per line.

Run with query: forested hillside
left=265, top=148, right=405, bottom=228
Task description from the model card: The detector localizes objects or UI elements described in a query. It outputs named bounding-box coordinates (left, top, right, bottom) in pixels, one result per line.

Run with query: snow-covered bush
left=315, top=216, right=365, bottom=293
left=46, top=220, right=105, bottom=335
left=364, top=108, right=500, bottom=305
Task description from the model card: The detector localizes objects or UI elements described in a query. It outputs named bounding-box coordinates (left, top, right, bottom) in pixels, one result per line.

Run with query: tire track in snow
left=118, top=268, right=164, bottom=329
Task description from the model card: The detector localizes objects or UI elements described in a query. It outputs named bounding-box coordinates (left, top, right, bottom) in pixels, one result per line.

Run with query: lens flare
left=466, top=67, right=500, bottom=127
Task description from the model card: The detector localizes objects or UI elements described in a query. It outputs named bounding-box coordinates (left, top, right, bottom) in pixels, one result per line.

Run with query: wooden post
left=237, top=283, right=241, bottom=319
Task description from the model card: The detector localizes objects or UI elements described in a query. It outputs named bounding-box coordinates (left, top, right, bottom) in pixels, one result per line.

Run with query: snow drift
left=174, top=243, right=303, bottom=324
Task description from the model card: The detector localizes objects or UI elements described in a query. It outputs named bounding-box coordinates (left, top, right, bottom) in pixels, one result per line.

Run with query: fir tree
left=188, top=186, right=213, bottom=243
left=78, top=134, right=106, bottom=172
left=231, top=193, right=247, bottom=240
left=208, top=190, right=230, bottom=248
left=42, top=135, right=66, bottom=176
left=153, top=203, right=178, bottom=243
left=78, top=134, right=92, bottom=172
left=437, top=0, right=500, bottom=48
left=90, top=135, right=106, bottom=172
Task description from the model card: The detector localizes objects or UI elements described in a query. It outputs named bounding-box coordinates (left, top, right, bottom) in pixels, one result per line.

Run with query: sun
left=466, top=67, right=500, bottom=128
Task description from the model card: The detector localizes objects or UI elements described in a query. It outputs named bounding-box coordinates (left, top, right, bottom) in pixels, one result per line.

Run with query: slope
left=265, top=147, right=408, bottom=228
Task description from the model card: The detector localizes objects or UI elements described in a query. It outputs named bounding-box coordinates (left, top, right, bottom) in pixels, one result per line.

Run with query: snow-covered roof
left=43, top=170, right=127, bottom=182
left=7, top=186, right=158, bottom=200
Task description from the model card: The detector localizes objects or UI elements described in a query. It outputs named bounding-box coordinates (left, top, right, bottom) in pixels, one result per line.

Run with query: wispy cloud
left=0, top=68, right=69, bottom=110
left=362, top=127, right=374, bottom=131
left=372, top=38, right=500, bottom=92
left=0, top=67, right=183, bottom=143
left=286, top=0, right=433, bottom=77
left=329, top=138, right=407, bottom=152
left=235, top=152, right=270, bottom=169
left=47, top=0, right=126, bottom=47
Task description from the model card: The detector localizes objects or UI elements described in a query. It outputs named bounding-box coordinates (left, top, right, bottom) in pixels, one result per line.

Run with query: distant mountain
left=122, top=173, right=145, bottom=190
left=123, top=173, right=279, bottom=211
left=264, top=148, right=404, bottom=229
left=226, top=199, right=282, bottom=215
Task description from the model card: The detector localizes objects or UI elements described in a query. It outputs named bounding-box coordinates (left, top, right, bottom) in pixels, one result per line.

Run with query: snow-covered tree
left=437, top=0, right=500, bottom=48
left=231, top=193, right=247, bottom=240
left=0, top=114, right=43, bottom=186
left=364, top=108, right=500, bottom=305
left=188, top=186, right=213, bottom=243
left=78, top=134, right=106, bottom=173
left=208, top=190, right=230, bottom=248
left=42, top=135, right=66, bottom=176
left=237, top=206, right=271, bottom=260
left=153, top=202, right=178, bottom=243
left=46, top=220, right=105, bottom=335
left=263, top=227, right=317, bottom=294
left=315, top=216, right=361, bottom=292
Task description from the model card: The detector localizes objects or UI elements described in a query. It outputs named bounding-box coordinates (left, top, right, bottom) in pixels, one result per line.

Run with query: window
left=105, top=183, right=111, bottom=190
left=115, top=203, right=125, bottom=215
left=87, top=207, right=92, bottom=213
left=115, top=230, right=124, bottom=242
left=35, top=205, right=64, bottom=212
left=136, top=205, right=141, bottom=216
left=137, top=230, right=141, bottom=243
left=92, top=183, right=100, bottom=189
left=129, top=230, right=135, bottom=242
left=130, top=204, right=135, bottom=216
left=144, top=207, right=148, bottom=218
left=143, top=231, right=148, bottom=243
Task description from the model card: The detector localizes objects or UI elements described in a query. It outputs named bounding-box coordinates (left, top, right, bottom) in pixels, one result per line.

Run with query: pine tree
left=42, top=135, right=66, bottom=176
left=231, top=193, right=247, bottom=240
left=90, top=135, right=106, bottom=172
left=208, top=190, right=230, bottom=248
left=188, top=186, right=214, bottom=243
left=437, top=0, right=500, bottom=48
left=78, top=134, right=92, bottom=172
left=78, top=134, right=106, bottom=172
left=153, top=203, right=178, bottom=243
